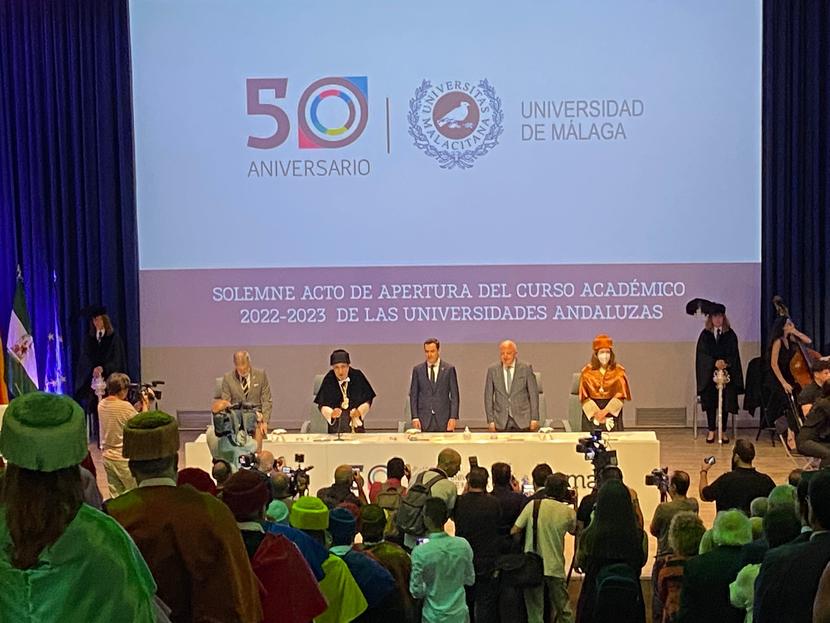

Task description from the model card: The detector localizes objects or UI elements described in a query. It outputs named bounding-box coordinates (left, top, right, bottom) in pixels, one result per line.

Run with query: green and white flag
left=7, top=269, right=39, bottom=396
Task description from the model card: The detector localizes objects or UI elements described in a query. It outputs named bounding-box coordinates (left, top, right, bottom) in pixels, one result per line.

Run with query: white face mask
left=597, top=352, right=611, bottom=366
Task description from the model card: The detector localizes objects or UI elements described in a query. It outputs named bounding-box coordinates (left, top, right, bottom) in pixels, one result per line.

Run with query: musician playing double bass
left=768, top=315, right=813, bottom=450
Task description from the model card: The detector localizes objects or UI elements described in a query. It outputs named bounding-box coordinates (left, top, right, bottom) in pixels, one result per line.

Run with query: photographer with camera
left=98, top=372, right=151, bottom=497
left=511, top=473, right=578, bottom=623
left=648, top=470, right=699, bottom=623
left=317, top=464, right=368, bottom=509
left=699, top=440, right=775, bottom=514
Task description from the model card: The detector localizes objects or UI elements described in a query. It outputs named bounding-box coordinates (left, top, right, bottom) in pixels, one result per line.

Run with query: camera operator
left=648, top=471, right=699, bottom=623
left=511, top=473, right=577, bottom=623
left=98, top=372, right=151, bottom=497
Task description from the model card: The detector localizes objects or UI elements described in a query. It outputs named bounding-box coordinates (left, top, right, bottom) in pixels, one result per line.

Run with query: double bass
left=772, top=295, right=824, bottom=388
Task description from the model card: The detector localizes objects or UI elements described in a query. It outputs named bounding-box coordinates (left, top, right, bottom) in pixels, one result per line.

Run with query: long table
left=185, top=430, right=661, bottom=520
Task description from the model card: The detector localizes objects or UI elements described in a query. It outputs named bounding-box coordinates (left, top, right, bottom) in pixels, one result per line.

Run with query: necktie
left=241, top=376, right=249, bottom=396
left=716, top=329, right=721, bottom=341
left=506, top=366, right=513, bottom=392
left=97, top=330, right=103, bottom=343
left=429, top=364, right=436, bottom=383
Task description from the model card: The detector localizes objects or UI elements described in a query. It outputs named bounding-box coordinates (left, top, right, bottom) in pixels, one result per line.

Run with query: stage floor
left=88, top=427, right=799, bottom=576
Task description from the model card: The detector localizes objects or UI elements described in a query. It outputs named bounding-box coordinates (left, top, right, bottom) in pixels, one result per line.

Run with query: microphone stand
left=335, top=408, right=346, bottom=442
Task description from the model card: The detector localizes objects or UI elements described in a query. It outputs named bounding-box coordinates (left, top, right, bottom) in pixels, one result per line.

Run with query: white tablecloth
left=185, top=430, right=661, bottom=519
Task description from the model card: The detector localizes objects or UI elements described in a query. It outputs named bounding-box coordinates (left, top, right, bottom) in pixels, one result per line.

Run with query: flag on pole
left=7, top=267, right=39, bottom=396
left=44, top=270, right=66, bottom=394
left=0, top=331, right=8, bottom=404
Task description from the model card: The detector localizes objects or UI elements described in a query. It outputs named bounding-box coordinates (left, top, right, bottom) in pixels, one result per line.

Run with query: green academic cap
left=0, top=392, right=87, bottom=472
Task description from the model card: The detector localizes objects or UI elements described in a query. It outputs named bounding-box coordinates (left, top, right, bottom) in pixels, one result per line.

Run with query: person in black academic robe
left=74, top=307, right=127, bottom=413
left=315, top=349, right=376, bottom=433
left=693, top=302, right=743, bottom=443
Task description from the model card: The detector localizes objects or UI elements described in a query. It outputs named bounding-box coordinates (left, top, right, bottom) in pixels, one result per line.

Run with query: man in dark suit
left=216, top=351, right=273, bottom=432
left=484, top=340, right=539, bottom=432
left=754, top=469, right=830, bottom=623
left=677, top=509, right=753, bottom=623
left=409, top=338, right=460, bottom=432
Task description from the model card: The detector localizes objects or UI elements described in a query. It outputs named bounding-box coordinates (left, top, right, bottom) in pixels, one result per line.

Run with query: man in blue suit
left=409, top=338, right=460, bottom=432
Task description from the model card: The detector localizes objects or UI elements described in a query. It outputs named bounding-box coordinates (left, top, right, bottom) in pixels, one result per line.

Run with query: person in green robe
left=0, top=392, right=158, bottom=623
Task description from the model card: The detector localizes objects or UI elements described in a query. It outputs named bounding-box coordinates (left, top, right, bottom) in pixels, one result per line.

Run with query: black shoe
left=721, top=437, right=730, bottom=445
left=706, top=433, right=715, bottom=444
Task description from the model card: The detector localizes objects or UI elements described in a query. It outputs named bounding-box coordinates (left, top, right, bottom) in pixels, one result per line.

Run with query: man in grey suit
left=484, top=340, right=539, bottom=432
left=410, top=338, right=460, bottom=432
left=215, top=351, right=273, bottom=433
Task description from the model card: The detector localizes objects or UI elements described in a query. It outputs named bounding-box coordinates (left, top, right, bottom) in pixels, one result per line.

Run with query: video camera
left=214, top=401, right=259, bottom=446
left=127, top=380, right=164, bottom=404
left=645, top=467, right=670, bottom=496
left=281, top=453, right=313, bottom=497
left=575, top=429, right=618, bottom=474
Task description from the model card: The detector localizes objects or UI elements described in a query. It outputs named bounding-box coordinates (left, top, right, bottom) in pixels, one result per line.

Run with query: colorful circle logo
left=298, top=76, right=369, bottom=149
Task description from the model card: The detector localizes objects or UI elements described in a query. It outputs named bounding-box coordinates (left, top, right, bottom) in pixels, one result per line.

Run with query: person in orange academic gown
left=221, top=469, right=327, bottom=623
left=579, top=334, right=632, bottom=432
left=105, top=411, right=262, bottom=623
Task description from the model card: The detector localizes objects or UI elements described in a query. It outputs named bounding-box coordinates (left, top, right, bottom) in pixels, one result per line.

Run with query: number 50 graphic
left=246, top=76, right=369, bottom=149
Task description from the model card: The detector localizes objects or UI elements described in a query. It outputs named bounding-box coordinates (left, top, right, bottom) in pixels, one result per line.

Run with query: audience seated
left=328, top=506, right=397, bottom=621
left=177, top=467, right=217, bottom=495
left=289, top=496, right=368, bottom=622
left=221, top=469, right=326, bottom=623
left=15, top=397, right=827, bottom=623
left=265, top=499, right=289, bottom=524
left=105, top=411, right=262, bottom=623
left=730, top=506, right=802, bottom=623
left=657, top=511, right=706, bottom=623
left=211, top=458, right=232, bottom=490
left=678, top=509, right=754, bottom=623
left=815, top=562, right=830, bottom=623
left=0, top=393, right=158, bottom=622
left=754, top=469, right=830, bottom=623
left=357, top=504, right=416, bottom=623
left=750, top=496, right=768, bottom=519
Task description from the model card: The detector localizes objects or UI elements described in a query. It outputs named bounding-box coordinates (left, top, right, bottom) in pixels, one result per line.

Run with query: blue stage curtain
left=762, top=0, right=830, bottom=352
left=0, top=0, right=140, bottom=392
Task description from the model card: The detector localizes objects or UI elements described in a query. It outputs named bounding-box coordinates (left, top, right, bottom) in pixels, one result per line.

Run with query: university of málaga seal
left=408, top=79, right=503, bottom=170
